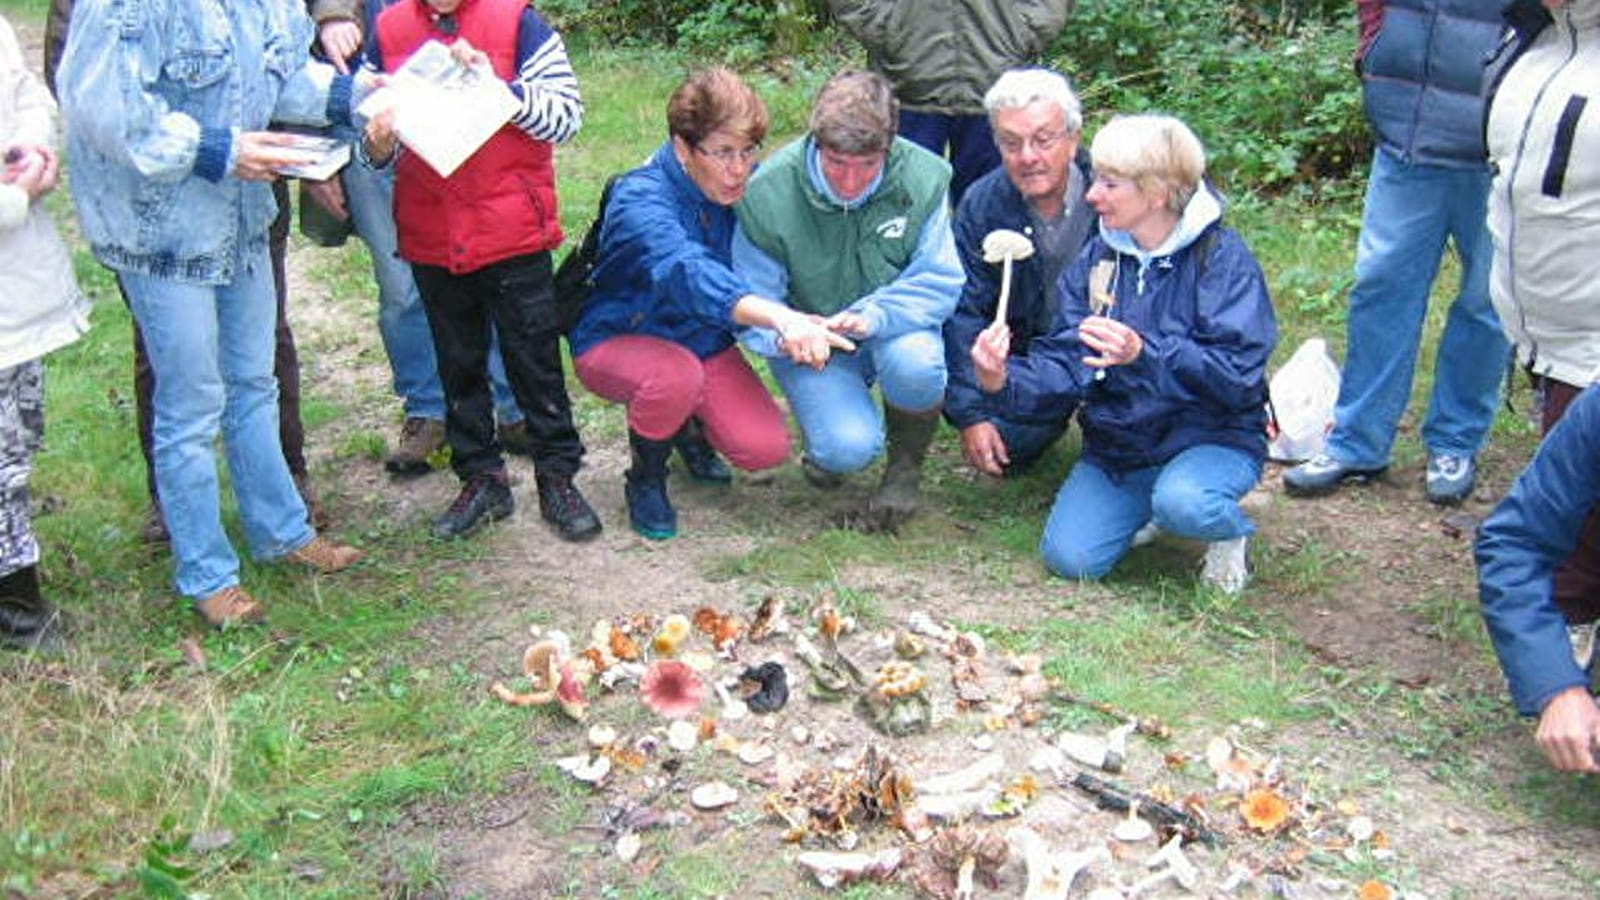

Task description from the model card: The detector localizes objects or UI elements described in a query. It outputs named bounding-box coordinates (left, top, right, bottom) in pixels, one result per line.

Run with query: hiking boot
left=386, top=417, right=445, bottom=476
left=0, top=565, right=65, bottom=654
left=536, top=473, right=602, bottom=542
left=852, top=404, right=941, bottom=534
left=195, top=585, right=265, bottom=629
left=283, top=535, right=364, bottom=573
left=294, top=473, right=330, bottom=530
left=433, top=472, right=514, bottom=539
left=1201, top=536, right=1250, bottom=594
left=673, top=419, right=732, bottom=484
left=142, top=503, right=170, bottom=545
left=1283, top=453, right=1387, bottom=498
left=802, top=456, right=845, bottom=490
left=628, top=430, right=677, bottom=540
left=498, top=420, right=535, bottom=458
left=1425, top=453, right=1476, bottom=506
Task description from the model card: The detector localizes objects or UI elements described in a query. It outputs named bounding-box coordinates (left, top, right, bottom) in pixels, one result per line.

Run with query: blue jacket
left=58, top=0, right=353, bottom=284
left=1358, top=0, right=1503, bottom=169
left=1479, top=383, right=1600, bottom=717
left=569, top=142, right=751, bottom=360
left=944, top=158, right=1093, bottom=430
left=989, top=185, right=1278, bottom=473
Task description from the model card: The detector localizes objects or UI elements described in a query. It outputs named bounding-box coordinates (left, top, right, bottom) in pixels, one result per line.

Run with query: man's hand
left=823, top=310, right=872, bottom=339
left=363, top=108, right=400, bottom=165
left=961, top=422, right=1010, bottom=476
left=302, top=177, right=349, bottom=222
left=972, top=321, right=1011, bottom=393
left=317, top=19, right=363, bottom=73
left=1079, top=315, right=1143, bottom=368
left=1536, top=686, right=1600, bottom=772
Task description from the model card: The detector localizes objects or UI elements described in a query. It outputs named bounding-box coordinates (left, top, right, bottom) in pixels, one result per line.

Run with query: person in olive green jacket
left=827, top=0, right=1073, bottom=205
left=732, top=70, right=963, bottom=533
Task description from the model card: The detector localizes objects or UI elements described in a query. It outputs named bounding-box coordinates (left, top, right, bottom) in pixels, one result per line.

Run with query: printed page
left=356, top=40, right=519, bottom=178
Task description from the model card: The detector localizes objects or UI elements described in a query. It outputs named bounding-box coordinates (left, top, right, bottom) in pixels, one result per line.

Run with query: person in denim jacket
left=56, top=0, right=366, bottom=627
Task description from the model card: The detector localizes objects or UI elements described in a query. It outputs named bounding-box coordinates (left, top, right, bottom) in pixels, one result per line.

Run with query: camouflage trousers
left=0, top=360, right=43, bottom=577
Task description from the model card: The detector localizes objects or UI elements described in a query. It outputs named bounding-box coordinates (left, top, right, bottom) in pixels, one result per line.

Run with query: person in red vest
left=363, top=0, right=601, bottom=542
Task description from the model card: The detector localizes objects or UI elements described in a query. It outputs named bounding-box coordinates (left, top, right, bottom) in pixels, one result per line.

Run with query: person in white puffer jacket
left=0, top=13, right=90, bottom=652
left=1486, top=0, right=1600, bottom=673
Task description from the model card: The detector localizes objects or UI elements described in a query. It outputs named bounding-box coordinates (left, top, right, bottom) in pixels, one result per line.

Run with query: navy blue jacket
left=1358, top=0, right=1503, bottom=169
left=944, top=158, right=1093, bottom=430
left=1479, top=383, right=1600, bottom=716
left=569, top=142, right=750, bottom=359
left=990, top=188, right=1277, bottom=473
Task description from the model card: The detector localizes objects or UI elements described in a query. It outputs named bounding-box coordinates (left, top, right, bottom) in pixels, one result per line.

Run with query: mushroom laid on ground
left=489, top=640, right=589, bottom=720
left=981, top=228, right=1037, bottom=326
left=1009, top=826, right=1112, bottom=900
left=640, top=659, right=704, bottom=719
left=652, top=613, right=692, bottom=656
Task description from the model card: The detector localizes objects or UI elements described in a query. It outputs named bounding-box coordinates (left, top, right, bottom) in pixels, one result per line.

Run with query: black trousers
left=411, top=251, right=583, bottom=480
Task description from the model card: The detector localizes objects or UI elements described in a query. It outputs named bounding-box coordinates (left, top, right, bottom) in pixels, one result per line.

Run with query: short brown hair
left=808, top=69, right=898, bottom=155
left=666, top=67, right=769, bottom=147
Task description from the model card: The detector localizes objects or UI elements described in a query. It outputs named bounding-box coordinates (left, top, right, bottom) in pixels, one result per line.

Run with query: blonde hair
left=1089, top=114, right=1206, bottom=214
left=808, top=69, right=898, bottom=155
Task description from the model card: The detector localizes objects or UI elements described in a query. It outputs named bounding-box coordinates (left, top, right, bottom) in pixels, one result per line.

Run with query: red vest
left=377, top=0, right=564, bottom=273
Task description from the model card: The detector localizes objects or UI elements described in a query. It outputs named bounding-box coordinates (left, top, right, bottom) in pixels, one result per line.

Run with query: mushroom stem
left=995, top=254, right=1015, bottom=326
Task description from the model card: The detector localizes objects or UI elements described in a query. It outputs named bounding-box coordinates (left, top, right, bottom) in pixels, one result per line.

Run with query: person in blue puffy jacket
left=972, top=114, right=1277, bottom=593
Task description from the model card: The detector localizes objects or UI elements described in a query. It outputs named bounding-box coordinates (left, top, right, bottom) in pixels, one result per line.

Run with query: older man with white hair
left=944, top=69, right=1093, bottom=476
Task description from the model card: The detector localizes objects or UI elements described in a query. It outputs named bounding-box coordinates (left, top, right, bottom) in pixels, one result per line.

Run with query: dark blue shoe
left=625, top=472, right=676, bottom=540
left=1283, top=453, right=1387, bottom=497
left=674, top=426, right=732, bottom=484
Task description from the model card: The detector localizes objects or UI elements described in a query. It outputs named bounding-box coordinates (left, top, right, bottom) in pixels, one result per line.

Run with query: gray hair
left=983, top=69, right=1083, bottom=134
left=809, top=69, right=898, bottom=155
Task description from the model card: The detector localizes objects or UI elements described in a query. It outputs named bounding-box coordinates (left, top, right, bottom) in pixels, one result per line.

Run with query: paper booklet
left=355, top=39, right=520, bottom=178
left=271, top=134, right=351, bottom=181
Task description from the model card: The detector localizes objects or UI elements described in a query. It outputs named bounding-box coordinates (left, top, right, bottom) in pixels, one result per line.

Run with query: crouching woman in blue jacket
left=972, top=114, right=1277, bottom=593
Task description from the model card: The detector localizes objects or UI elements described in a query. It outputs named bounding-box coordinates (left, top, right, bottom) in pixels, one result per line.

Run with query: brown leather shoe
left=195, top=585, right=265, bottom=628
left=142, top=504, right=170, bottom=544
left=283, top=535, right=363, bottom=573
left=386, top=417, right=446, bottom=476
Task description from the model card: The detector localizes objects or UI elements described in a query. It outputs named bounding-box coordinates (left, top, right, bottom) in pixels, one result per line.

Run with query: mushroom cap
left=982, top=228, right=1036, bottom=263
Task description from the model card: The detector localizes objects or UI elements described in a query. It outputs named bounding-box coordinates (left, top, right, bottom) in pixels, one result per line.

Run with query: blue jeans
left=342, top=160, right=521, bottom=424
left=899, top=110, right=1000, bottom=209
left=1040, top=444, right=1262, bottom=580
left=1326, top=147, right=1507, bottom=468
left=122, top=249, right=315, bottom=599
left=770, top=328, right=946, bottom=474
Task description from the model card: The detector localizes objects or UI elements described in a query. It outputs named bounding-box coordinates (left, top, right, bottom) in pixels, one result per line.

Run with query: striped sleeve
left=508, top=9, right=583, bottom=144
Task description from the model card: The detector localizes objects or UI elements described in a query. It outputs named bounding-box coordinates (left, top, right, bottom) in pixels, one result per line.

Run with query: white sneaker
left=1130, top=520, right=1161, bottom=548
left=1571, top=622, right=1598, bottom=672
left=1201, top=537, right=1250, bottom=594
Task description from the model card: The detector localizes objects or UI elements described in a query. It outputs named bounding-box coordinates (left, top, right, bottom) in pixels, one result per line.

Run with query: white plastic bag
left=1267, top=338, right=1340, bottom=462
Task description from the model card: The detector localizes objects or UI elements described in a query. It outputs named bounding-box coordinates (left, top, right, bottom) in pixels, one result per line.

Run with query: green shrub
left=1051, top=0, right=1367, bottom=189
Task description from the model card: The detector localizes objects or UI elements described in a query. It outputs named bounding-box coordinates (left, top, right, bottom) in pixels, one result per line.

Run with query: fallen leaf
left=1357, top=879, right=1394, bottom=900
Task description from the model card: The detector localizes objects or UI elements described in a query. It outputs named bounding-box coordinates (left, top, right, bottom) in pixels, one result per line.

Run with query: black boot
left=852, top=404, right=941, bottom=534
left=627, top=430, right=677, bottom=540
left=433, top=471, right=514, bottom=539
left=536, top=472, right=603, bottom=542
left=0, top=565, right=64, bottom=654
left=673, top=418, right=732, bottom=484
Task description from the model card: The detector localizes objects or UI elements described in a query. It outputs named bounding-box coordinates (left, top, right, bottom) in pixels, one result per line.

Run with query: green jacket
left=827, top=0, right=1072, bottom=114
left=737, top=136, right=950, bottom=319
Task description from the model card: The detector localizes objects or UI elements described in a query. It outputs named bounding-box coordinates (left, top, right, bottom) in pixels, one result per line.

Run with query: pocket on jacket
left=162, top=49, right=229, bottom=89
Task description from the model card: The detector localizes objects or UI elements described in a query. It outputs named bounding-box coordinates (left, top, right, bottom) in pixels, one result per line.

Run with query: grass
left=1, top=5, right=1595, bottom=896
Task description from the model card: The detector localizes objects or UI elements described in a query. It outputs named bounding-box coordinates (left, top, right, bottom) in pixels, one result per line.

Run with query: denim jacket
left=58, top=0, right=353, bottom=284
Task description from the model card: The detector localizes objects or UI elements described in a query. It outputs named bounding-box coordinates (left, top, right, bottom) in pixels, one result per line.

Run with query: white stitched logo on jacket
left=876, top=216, right=907, bottom=239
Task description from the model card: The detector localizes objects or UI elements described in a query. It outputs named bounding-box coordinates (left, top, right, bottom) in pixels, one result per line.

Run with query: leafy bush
left=1049, top=0, right=1367, bottom=189
left=541, top=0, right=832, bottom=61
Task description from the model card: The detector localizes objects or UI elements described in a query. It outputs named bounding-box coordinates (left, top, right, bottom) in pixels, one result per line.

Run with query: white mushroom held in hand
left=981, top=228, right=1036, bottom=326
